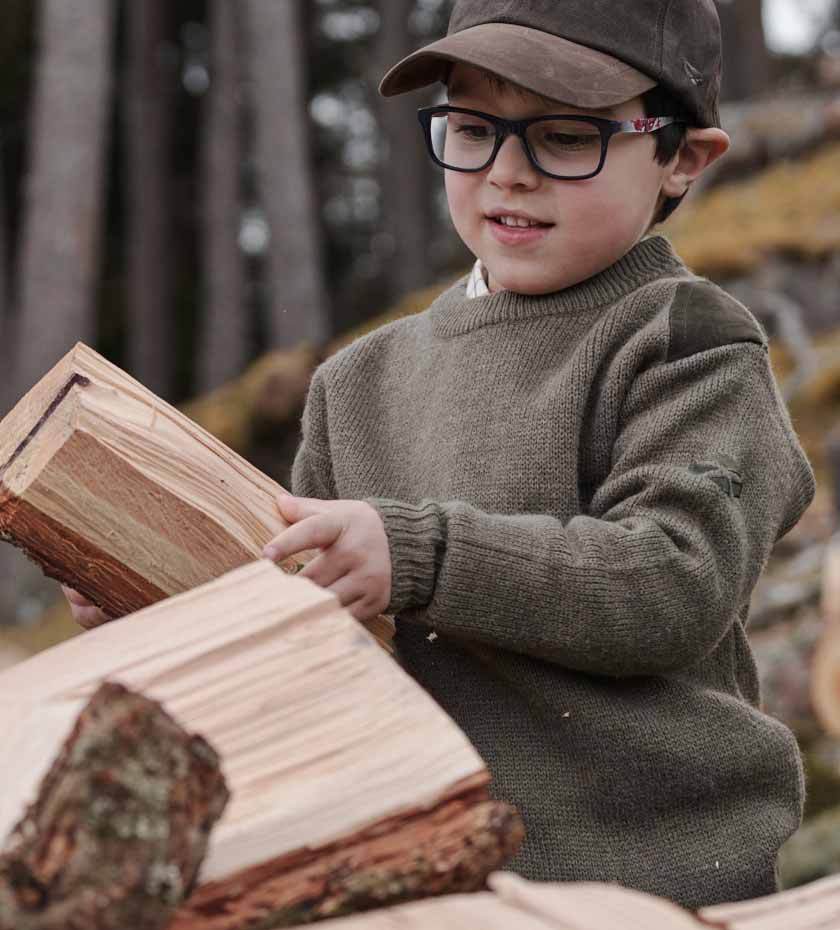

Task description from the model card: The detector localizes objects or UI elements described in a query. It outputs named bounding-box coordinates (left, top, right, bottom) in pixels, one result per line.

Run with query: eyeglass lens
left=429, top=112, right=603, bottom=178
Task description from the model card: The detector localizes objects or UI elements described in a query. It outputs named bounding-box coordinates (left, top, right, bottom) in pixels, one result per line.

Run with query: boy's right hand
left=61, top=586, right=108, bottom=630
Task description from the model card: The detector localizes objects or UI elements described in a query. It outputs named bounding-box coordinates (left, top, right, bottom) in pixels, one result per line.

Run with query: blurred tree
left=124, top=0, right=176, bottom=397
left=375, top=0, right=432, bottom=301
left=12, top=0, right=115, bottom=393
left=0, top=0, right=114, bottom=627
left=244, top=0, right=331, bottom=349
left=196, top=0, right=248, bottom=391
left=716, top=0, right=772, bottom=100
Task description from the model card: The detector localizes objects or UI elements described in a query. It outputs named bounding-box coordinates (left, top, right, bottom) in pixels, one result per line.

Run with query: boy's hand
left=61, top=585, right=109, bottom=630
left=262, top=495, right=391, bottom=623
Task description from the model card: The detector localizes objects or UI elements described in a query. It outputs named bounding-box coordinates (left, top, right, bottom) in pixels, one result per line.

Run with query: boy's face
left=444, top=64, right=678, bottom=295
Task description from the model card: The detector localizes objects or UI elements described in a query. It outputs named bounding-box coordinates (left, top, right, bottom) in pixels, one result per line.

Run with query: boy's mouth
left=486, top=210, right=554, bottom=246
left=486, top=212, right=553, bottom=229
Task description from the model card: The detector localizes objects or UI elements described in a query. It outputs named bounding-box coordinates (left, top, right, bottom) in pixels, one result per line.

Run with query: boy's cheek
left=444, top=173, right=478, bottom=233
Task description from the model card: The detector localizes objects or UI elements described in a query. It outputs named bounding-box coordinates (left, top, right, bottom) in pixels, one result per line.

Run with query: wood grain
left=0, top=343, right=394, bottom=650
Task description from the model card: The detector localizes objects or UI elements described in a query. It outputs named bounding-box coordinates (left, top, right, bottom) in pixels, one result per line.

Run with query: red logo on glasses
left=633, top=117, right=662, bottom=132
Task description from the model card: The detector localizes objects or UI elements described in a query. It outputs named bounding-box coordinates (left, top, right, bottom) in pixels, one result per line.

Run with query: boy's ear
left=661, top=128, right=730, bottom=199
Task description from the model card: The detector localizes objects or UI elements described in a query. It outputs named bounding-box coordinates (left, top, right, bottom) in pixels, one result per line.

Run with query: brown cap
left=380, top=0, right=722, bottom=129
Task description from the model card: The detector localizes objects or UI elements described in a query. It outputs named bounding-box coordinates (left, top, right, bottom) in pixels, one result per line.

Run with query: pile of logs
left=0, top=345, right=519, bottom=928
left=0, top=564, right=521, bottom=930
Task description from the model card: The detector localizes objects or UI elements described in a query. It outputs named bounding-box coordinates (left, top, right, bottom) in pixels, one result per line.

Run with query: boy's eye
left=546, top=133, right=587, bottom=147
left=452, top=121, right=493, bottom=141
left=534, top=123, right=601, bottom=151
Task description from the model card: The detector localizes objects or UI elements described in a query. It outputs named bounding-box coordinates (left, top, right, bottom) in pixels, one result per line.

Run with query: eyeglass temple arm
left=616, top=116, right=682, bottom=134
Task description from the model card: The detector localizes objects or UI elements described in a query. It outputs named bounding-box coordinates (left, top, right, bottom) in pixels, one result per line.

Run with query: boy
left=68, top=0, right=816, bottom=911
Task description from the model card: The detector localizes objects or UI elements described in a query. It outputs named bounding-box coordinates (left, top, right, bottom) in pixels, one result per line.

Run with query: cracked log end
left=0, top=681, right=229, bottom=930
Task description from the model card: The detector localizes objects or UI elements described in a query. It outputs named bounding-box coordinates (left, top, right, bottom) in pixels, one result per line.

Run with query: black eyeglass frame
left=417, top=105, right=684, bottom=182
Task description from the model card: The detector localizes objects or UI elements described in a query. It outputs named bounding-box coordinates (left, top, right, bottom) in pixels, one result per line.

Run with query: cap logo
left=683, top=59, right=705, bottom=86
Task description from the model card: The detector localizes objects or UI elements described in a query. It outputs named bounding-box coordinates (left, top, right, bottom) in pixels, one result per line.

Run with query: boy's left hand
left=262, top=495, right=391, bottom=623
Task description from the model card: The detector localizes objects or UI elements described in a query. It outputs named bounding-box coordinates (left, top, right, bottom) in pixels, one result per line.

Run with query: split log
left=800, top=737, right=840, bottom=821
left=811, top=615, right=840, bottom=737
left=809, top=436, right=840, bottom=734
left=276, top=870, right=840, bottom=929
left=0, top=342, right=393, bottom=651
left=0, top=643, right=25, bottom=671
left=698, top=872, right=840, bottom=929
left=0, top=561, right=523, bottom=928
left=749, top=608, right=824, bottom=741
left=0, top=681, right=228, bottom=930
left=778, top=805, right=840, bottom=890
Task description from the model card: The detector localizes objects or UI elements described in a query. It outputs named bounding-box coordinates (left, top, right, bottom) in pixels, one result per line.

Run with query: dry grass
left=665, top=141, right=840, bottom=277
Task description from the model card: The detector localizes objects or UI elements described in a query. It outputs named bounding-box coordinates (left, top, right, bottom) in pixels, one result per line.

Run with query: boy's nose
left=487, top=135, right=540, bottom=190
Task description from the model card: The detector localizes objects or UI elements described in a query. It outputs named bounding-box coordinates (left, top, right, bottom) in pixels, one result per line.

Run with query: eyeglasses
left=417, top=105, right=683, bottom=181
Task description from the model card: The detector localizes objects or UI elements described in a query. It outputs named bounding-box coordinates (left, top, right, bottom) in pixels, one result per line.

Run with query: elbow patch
left=689, top=458, right=744, bottom=499
left=668, top=281, right=766, bottom=363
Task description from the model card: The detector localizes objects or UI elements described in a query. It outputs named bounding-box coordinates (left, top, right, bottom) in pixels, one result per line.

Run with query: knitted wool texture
left=291, top=236, right=815, bottom=910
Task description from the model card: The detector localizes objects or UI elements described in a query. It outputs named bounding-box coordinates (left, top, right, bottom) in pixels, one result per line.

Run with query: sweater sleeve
left=290, top=368, right=338, bottom=501
left=367, top=343, right=815, bottom=678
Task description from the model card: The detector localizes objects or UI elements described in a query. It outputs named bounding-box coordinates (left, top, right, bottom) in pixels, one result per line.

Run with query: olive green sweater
left=291, top=236, right=815, bottom=910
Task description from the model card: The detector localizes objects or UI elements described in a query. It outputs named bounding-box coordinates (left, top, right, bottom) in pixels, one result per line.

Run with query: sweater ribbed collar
left=430, top=236, right=687, bottom=337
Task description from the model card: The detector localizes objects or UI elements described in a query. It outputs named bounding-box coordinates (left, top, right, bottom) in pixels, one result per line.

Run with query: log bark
left=0, top=342, right=393, bottom=650
left=0, top=681, right=228, bottom=930
left=0, top=561, right=522, bottom=927
left=172, top=792, right=522, bottom=930
left=275, top=870, right=840, bottom=930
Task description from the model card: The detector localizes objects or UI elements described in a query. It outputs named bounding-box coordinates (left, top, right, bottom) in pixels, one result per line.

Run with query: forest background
left=0, top=0, right=838, bottom=628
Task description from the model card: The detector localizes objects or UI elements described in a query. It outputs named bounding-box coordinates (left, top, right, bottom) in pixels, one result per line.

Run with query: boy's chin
left=487, top=268, right=572, bottom=296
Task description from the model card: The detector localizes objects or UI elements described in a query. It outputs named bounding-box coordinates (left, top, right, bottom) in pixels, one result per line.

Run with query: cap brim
left=379, top=23, right=656, bottom=109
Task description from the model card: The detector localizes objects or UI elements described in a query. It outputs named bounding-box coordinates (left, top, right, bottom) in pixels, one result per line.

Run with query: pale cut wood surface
left=0, top=562, right=487, bottom=889
left=698, top=872, right=840, bottom=928
left=0, top=342, right=394, bottom=648
left=281, top=871, right=840, bottom=930
left=811, top=534, right=840, bottom=734
left=283, top=872, right=705, bottom=929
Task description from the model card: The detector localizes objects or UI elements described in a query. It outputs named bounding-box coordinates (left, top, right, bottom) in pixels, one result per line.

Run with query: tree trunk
left=124, top=0, right=175, bottom=398
left=376, top=0, right=432, bottom=301
left=196, top=0, right=248, bottom=392
left=243, top=0, right=331, bottom=349
left=715, top=0, right=772, bottom=102
left=12, top=0, right=114, bottom=395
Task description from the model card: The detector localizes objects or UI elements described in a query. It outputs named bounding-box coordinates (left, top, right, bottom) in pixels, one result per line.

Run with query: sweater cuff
left=366, top=499, right=446, bottom=613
